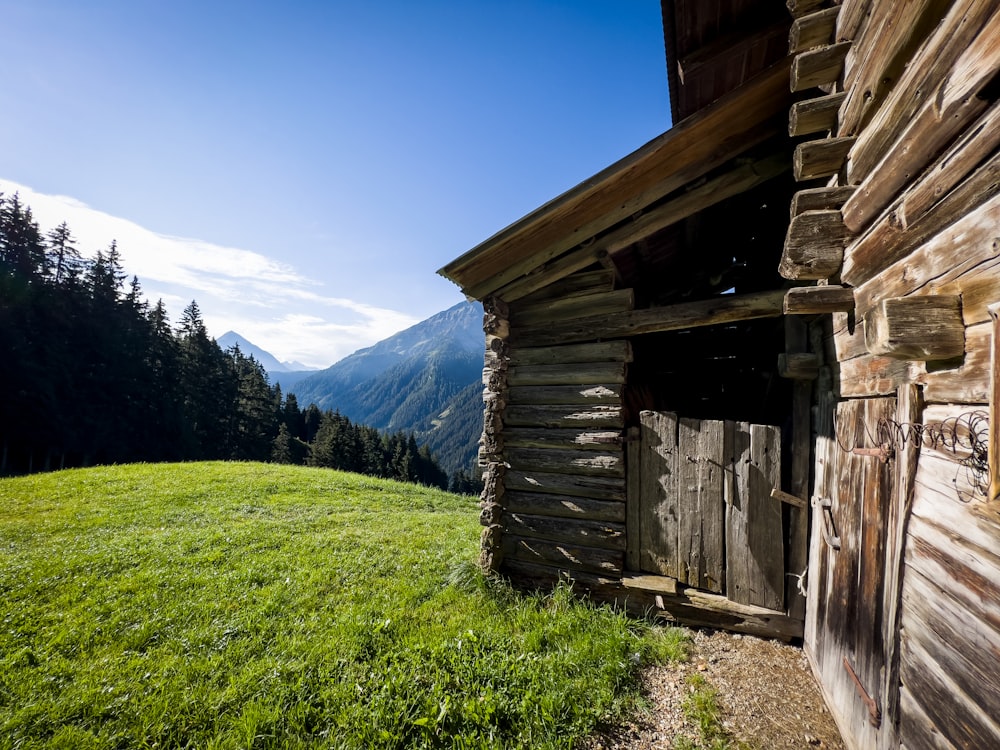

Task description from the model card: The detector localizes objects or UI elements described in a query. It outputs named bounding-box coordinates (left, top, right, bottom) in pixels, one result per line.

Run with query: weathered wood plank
left=503, top=534, right=624, bottom=576
left=494, top=245, right=607, bottom=302
left=899, top=626, right=1000, bottom=750
left=514, top=269, right=615, bottom=306
left=506, top=384, right=622, bottom=406
left=852, top=191, right=1000, bottom=322
left=864, top=295, right=965, bottom=361
left=503, top=427, right=622, bottom=451
left=920, top=321, right=990, bottom=405
left=881, top=383, right=922, bottom=743
left=789, top=6, right=840, bottom=53
left=651, top=585, right=803, bottom=641
left=793, top=137, right=856, bottom=181
left=898, top=686, right=959, bottom=750
left=514, top=290, right=787, bottom=347
left=503, top=404, right=623, bottom=429
left=509, top=288, right=634, bottom=326
left=836, top=354, right=925, bottom=398
left=789, top=91, right=845, bottom=137
left=504, top=446, right=624, bottom=478
left=621, top=573, right=677, bottom=595
left=508, top=340, right=633, bottom=366
left=904, top=512, right=1000, bottom=635
left=625, top=426, right=641, bottom=572
left=842, top=8, right=1000, bottom=232
left=779, top=209, right=850, bottom=280
left=504, top=468, right=625, bottom=501
left=787, top=0, right=828, bottom=19
left=784, top=285, right=855, bottom=314
left=638, top=411, right=679, bottom=579
left=835, top=0, right=873, bottom=45
left=912, top=456, right=995, bottom=548
left=728, top=423, right=784, bottom=609
left=842, top=146, right=1000, bottom=289
left=504, top=512, right=626, bottom=550
left=838, top=0, right=948, bottom=138
left=790, top=184, right=856, bottom=217
left=899, top=99, right=1000, bottom=229
left=603, top=153, right=790, bottom=255
left=846, top=0, right=998, bottom=186
left=791, top=41, right=851, bottom=92
left=507, top=361, right=627, bottom=387
left=677, top=418, right=726, bottom=593
left=504, top=490, right=625, bottom=523
left=786, top=311, right=811, bottom=622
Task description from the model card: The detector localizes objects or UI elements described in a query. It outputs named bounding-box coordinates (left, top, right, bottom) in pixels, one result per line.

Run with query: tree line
left=0, top=192, right=479, bottom=493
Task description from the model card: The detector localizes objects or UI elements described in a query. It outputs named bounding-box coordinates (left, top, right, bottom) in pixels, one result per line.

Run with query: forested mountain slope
left=290, top=301, right=484, bottom=475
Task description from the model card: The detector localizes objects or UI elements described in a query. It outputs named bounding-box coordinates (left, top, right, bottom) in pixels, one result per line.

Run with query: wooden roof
left=438, top=56, right=794, bottom=301
left=662, top=0, right=791, bottom=122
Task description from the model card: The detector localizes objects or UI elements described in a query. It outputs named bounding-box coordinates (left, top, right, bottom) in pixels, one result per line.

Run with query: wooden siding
left=788, top=1, right=1000, bottom=748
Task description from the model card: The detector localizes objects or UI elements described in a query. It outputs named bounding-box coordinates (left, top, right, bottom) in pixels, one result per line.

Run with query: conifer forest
left=0, top=192, right=474, bottom=492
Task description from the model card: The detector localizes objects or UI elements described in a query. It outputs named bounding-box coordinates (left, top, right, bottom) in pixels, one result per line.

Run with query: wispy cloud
left=1, top=179, right=419, bottom=368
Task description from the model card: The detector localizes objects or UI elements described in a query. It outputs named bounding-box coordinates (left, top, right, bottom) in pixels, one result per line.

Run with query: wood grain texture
left=677, top=418, right=726, bottom=593
left=638, top=411, right=680, bottom=578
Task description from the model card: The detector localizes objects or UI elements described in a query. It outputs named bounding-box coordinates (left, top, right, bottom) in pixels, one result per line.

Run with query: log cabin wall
left=781, top=1, right=1000, bottom=748
left=477, top=270, right=634, bottom=588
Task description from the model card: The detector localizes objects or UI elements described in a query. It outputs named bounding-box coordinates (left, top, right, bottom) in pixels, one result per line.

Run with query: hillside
left=290, top=300, right=484, bottom=475
left=0, top=462, right=669, bottom=749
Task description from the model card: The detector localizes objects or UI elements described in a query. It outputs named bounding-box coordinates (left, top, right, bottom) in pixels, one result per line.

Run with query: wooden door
left=806, top=396, right=895, bottom=747
left=628, top=411, right=785, bottom=610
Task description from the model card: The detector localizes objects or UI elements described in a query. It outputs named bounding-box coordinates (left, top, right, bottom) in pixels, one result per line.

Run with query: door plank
left=678, top=418, right=726, bottom=593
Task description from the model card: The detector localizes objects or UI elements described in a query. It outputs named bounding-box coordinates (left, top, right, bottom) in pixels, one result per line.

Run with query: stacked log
left=478, top=296, right=509, bottom=573
left=476, top=270, right=634, bottom=584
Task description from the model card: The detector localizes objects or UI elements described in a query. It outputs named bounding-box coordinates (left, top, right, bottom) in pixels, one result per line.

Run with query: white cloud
left=1, top=179, right=419, bottom=368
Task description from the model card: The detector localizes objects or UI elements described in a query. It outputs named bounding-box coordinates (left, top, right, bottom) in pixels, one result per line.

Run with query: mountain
left=216, top=331, right=318, bottom=387
left=289, top=300, right=484, bottom=476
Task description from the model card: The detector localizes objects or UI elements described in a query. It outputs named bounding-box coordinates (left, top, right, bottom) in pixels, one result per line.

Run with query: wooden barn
left=439, top=1, right=1000, bottom=748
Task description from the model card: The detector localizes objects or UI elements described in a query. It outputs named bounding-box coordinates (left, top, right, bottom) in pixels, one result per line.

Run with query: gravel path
left=584, top=629, right=845, bottom=749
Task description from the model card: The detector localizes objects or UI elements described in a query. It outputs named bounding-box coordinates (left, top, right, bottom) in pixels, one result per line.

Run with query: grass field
left=0, top=462, right=688, bottom=749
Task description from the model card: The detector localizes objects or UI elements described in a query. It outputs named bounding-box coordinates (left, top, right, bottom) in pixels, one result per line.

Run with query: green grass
left=0, top=462, right=687, bottom=749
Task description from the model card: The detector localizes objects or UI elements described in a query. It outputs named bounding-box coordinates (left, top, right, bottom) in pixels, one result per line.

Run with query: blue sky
left=2, top=1, right=670, bottom=368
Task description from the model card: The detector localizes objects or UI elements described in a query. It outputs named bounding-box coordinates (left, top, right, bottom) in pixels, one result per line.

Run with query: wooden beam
left=842, top=149, right=1000, bottom=287
left=842, top=8, right=1000, bottom=233
left=508, top=340, right=633, bottom=366
left=793, top=136, right=856, bottom=181
left=778, top=353, right=820, bottom=380
left=439, top=59, right=794, bottom=299
left=899, top=98, right=1000, bottom=229
left=510, top=288, right=634, bottom=326
left=784, top=285, right=855, bottom=314
left=989, top=304, right=1000, bottom=502
left=779, top=210, right=850, bottom=280
left=790, top=185, right=856, bottom=217
left=495, top=245, right=606, bottom=302
left=507, top=361, right=627, bottom=387
left=789, top=6, right=840, bottom=53
left=864, top=295, right=965, bottom=361
left=514, top=290, right=786, bottom=347
left=504, top=447, right=624, bottom=478
left=790, top=41, right=851, bottom=92
left=787, top=0, right=829, bottom=19
left=603, top=153, right=789, bottom=256
left=679, top=20, right=789, bottom=85
left=621, top=573, right=677, bottom=595
left=770, top=488, right=808, bottom=509
left=789, top=91, right=845, bottom=136
left=846, top=0, right=998, bottom=185
left=837, top=0, right=948, bottom=138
